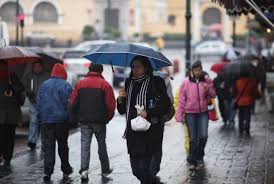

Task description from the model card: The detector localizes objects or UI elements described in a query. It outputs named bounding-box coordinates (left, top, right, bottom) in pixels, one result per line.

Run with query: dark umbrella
left=221, top=56, right=258, bottom=79
left=26, top=47, right=63, bottom=72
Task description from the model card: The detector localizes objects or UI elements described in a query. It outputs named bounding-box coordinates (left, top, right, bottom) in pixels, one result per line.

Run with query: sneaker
left=63, top=167, right=73, bottom=179
left=81, top=170, right=89, bottom=182
left=27, top=142, right=36, bottom=150
left=43, top=175, right=51, bottom=182
left=102, top=168, right=113, bottom=177
left=189, top=164, right=196, bottom=171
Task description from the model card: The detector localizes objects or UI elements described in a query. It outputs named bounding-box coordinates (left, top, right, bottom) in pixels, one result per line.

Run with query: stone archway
left=0, top=2, right=24, bottom=23
left=202, top=7, right=223, bottom=39
left=33, top=2, right=58, bottom=23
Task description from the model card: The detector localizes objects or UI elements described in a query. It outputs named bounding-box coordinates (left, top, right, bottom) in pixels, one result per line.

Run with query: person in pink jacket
left=176, top=61, right=216, bottom=170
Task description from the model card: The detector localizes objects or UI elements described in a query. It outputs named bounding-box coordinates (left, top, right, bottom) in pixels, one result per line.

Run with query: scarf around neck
left=126, top=74, right=150, bottom=120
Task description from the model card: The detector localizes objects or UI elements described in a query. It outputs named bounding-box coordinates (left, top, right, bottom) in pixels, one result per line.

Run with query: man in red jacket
left=70, top=63, right=116, bottom=182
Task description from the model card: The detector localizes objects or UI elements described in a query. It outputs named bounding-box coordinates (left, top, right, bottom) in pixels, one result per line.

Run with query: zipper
left=196, top=80, right=201, bottom=112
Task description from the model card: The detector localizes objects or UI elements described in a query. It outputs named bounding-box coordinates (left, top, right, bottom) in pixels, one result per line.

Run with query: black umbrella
left=220, top=56, right=258, bottom=79
left=27, top=47, right=63, bottom=72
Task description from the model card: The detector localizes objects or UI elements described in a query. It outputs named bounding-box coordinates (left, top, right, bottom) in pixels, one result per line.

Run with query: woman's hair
left=130, top=55, right=153, bottom=77
left=191, top=60, right=202, bottom=70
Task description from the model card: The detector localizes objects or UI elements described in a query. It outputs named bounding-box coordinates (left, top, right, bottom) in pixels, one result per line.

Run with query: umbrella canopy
left=83, top=43, right=172, bottom=70
left=0, top=46, right=41, bottom=78
left=27, top=47, right=63, bottom=72
left=211, top=61, right=229, bottom=74
left=220, top=56, right=258, bottom=79
left=0, top=46, right=40, bottom=64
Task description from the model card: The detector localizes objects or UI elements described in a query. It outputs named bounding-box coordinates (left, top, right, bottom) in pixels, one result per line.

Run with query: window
left=167, top=14, right=176, bottom=25
left=203, top=8, right=221, bottom=26
left=0, top=2, right=23, bottom=23
left=33, top=2, right=58, bottom=23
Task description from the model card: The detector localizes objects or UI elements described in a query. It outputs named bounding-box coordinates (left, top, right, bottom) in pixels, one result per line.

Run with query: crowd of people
left=0, top=51, right=263, bottom=183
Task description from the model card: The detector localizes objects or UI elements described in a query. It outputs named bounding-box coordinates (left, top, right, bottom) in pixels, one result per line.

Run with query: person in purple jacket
left=176, top=61, right=216, bottom=171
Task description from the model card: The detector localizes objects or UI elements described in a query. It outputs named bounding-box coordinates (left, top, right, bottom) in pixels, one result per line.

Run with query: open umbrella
left=26, top=47, right=63, bottom=72
left=83, top=43, right=172, bottom=70
left=221, top=58, right=257, bottom=79
left=0, top=46, right=41, bottom=78
left=0, top=46, right=40, bottom=64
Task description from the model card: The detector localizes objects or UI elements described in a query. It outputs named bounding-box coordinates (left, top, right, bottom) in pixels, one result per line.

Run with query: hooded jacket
left=36, top=64, right=72, bottom=123
left=176, top=74, right=216, bottom=122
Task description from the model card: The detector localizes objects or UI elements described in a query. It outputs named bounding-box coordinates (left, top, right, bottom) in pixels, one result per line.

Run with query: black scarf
left=126, top=74, right=150, bottom=121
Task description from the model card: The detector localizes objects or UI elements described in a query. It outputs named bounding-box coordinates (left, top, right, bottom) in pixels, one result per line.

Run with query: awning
left=212, top=0, right=274, bottom=28
left=212, top=0, right=274, bottom=16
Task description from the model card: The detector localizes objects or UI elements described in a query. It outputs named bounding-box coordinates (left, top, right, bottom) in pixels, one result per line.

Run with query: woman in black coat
left=0, top=62, right=25, bottom=167
left=117, top=56, right=170, bottom=184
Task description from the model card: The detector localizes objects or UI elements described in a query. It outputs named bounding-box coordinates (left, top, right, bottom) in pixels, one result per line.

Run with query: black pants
left=41, top=123, right=72, bottom=175
left=0, top=124, right=16, bottom=163
left=130, top=155, right=154, bottom=184
left=238, top=106, right=251, bottom=133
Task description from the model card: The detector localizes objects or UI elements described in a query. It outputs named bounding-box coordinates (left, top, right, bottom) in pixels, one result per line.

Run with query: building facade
left=0, top=0, right=248, bottom=45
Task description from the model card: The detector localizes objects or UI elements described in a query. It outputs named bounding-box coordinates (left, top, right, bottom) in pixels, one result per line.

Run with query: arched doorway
left=0, top=2, right=24, bottom=23
left=33, top=2, right=58, bottom=23
left=202, top=8, right=222, bottom=40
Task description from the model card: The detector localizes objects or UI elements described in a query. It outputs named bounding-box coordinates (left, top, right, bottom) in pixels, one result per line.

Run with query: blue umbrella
left=83, top=43, right=172, bottom=70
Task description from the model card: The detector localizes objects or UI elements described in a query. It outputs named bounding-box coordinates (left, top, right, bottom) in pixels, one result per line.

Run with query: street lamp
left=185, top=0, right=192, bottom=76
left=16, top=0, right=19, bottom=45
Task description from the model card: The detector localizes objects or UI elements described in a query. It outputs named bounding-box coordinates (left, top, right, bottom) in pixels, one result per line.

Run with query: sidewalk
left=0, top=104, right=273, bottom=184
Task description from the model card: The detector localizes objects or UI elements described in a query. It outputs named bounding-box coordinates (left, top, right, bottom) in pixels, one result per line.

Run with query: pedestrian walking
left=176, top=61, right=216, bottom=170
left=213, top=71, right=237, bottom=127
left=22, top=61, right=49, bottom=150
left=117, top=55, right=172, bottom=184
left=70, top=63, right=116, bottom=182
left=0, top=62, right=25, bottom=167
left=235, top=76, right=260, bottom=136
left=36, top=63, right=73, bottom=181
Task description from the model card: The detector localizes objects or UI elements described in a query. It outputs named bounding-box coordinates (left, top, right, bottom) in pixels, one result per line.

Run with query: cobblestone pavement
left=0, top=103, right=274, bottom=184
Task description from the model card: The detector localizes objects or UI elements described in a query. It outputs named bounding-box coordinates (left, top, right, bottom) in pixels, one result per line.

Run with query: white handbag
left=131, top=105, right=151, bottom=131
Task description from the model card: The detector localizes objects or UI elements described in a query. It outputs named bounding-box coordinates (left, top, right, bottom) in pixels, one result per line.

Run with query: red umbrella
left=211, top=61, right=229, bottom=73
left=0, top=46, right=41, bottom=78
left=0, top=46, right=41, bottom=64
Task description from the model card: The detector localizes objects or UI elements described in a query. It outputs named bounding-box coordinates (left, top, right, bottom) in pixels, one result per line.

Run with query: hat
left=89, top=63, right=103, bottom=73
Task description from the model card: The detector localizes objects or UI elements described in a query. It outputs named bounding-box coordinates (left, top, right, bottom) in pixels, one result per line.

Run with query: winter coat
left=176, top=74, right=216, bottom=122
left=22, top=71, right=49, bottom=104
left=0, top=73, right=25, bottom=125
left=117, top=76, right=170, bottom=156
left=70, top=72, right=116, bottom=123
left=236, top=77, right=259, bottom=106
left=36, top=64, right=72, bottom=123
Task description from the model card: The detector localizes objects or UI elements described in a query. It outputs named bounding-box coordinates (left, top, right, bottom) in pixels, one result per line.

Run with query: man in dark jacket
left=37, top=63, right=73, bottom=181
left=0, top=62, right=25, bottom=167
left=70, top=63, right=116, bottom=182
left=22, top=61, right=49, bottom=150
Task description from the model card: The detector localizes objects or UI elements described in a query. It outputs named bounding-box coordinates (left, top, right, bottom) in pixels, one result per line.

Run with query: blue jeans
left=185, top=112, right=209, bottom=165
left=223, top=99, right=237, bottom=123
left=28, top=104, right=39, bottom=144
